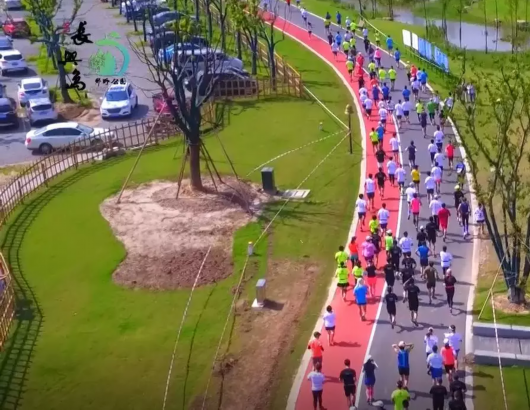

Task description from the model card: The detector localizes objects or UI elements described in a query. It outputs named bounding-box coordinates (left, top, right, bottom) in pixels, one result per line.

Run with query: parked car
left=5, top=0, right=23, bottom=9
left=25, top=122, right=117, bottom=154
left=3, top=18, right=31, bottom=38
left=173, top=48, right=244, bottom=77
left=152, top=11, right=180, bottom=27
left=26, top=98, right=58, bottom=126
left=0, top=36, right=13, bottom=51
left=17, top=77, right=50, bottom=107
left=100, top=83, right=138, bottom=118
left=149, top=30, right=177, bottom=51
left=0, top=50, right=27, bottom=75
left=185, top=68, right=254, bottom=97
left=0, top=97, right=17, bottom=127
left=157, top=36, right=209, bottom=63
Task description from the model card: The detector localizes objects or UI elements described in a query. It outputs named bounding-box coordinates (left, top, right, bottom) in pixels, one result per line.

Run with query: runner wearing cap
left=445, top=325, right=463, bottom=361
left=362, top=236, right=376, bottom=265
left=441, top=338, right=457, bottom=383
left=424, top=327, right=439, bottom=359
left=392, top=341, right=414, bottom=387
left=385, top=286, right=398, bottom=329
left=444, top=269, right=457, bottom=313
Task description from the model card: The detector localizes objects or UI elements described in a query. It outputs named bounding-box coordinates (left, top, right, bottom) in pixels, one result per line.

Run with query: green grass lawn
left=0, top=33, right=360, bottom=409
left=473, top=364, right=530, bottom=408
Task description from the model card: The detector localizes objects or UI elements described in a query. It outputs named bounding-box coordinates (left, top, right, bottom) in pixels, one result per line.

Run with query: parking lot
left=0, top=0, right=158, bottom=165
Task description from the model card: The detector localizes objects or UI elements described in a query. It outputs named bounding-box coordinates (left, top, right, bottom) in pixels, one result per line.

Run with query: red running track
left=269, top=15, right=402, bottom=410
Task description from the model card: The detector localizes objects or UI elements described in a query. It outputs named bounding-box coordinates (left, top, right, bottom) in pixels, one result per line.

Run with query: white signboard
left=402, top=30, right=412, bottom=47
left=412, top=33, right=419, bottom=50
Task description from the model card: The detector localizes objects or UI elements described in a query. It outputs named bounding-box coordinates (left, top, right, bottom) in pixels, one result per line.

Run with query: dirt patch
left=56, top=103, right=100, bottom=126
left=203, top=258, right=320, bottom=410
left=100, top=178, right=270, bottom=290
left=493, top=294, right=530, bottom=315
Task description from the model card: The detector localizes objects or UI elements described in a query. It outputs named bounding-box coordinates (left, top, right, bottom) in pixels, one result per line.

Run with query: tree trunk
left=423, top=0, right=429, bottom=38
left=509, top=286, right=526, bottom=304
left=207, top=7, right=213, bottom=41
left=236, top=30, right=242, bottom=60
left=54, top=46, right=73, bottom=103
left=188, top=143, right=203, bottom=190
left=358, top=0, right=363, bottom=16
left=194, top=0, right=200, bottom=20
left=250, top=36, right=257, bottom=75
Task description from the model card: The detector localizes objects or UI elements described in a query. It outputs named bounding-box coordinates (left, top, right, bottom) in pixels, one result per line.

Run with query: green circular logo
left=88, top=32, right=130, bottom=77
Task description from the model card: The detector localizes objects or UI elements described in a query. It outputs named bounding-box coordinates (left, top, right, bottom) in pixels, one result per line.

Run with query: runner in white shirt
left=356, top=193, right=368, bottom=229
left=323, top=305, right=336, bottom=345
left=475, top=203, right=486, bottom=236
left=428, top=139, right=438, bottom=166
left=387, top=157, right=398, bottom=187
left=424, top=172, right=436, bottom=202
left=378, top=100, right=386, bottom=109
left=360, top=93, right=367, bottom=107
left=439, top=246, right=453, bottom=274
left=399, top=232, right=413, bottom=256
left=405, top=182, right=416, bottom=218
left=431, top=165, right=443, bottom=194
left=365, top=175, right=376, bottom=210
left=445, top=324, right=463, bottom=360
left=429, top=195, right=442, bottom=227
left=445, top=94, right=454, bottom=110
left=364, top=97, right=373, bottom=117
left=434, top=126, right=444, bottom=152
left=359, top=87, right=368, bottom=96
left=402, top=100, right=411, bottom=123
left=378, top=204, right=390, bottom=232
left=395, top=165, right=406, bottom=195
left=394, top=100, right=404, bottom=129
left=434, top=151, right=445, bottom=176
left=411, top=79, right=421, bottom=100
left=424, top=328, right=439, bottom=357
left=379, top=107, right=388, bottom=128
left=331, top=42, right=339, bottom=58
left=389, top=134, right=400, bottom=162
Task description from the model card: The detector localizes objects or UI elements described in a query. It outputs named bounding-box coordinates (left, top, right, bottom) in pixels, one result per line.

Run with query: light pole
left=345, top=104, right=354, bottom=154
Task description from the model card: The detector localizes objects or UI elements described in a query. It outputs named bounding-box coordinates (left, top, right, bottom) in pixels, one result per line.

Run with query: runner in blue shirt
left=335, top=32, right=342, bottom=46
left=419, top=70, right=428, bottom=91
left=402, top=86, right=411, bottom=101
left=386, top=35, right=394, bottom=51
left=376, top=123, right=384, bottom=143
left=416, top=243, right=431, bottom=276
left=382, top=83, right=390, bottom=100
left=336, top=11, right=342, bottom=27
left=392, top=341, right=414, bottom=388
left=372, top=85, right=380, bottom=101
left=394, top=48, right=401, bottom=66
left=354, top=278, right=368, bottom=320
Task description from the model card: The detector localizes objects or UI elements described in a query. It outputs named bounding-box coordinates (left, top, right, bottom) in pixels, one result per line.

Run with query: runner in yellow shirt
left=411, top=166, right=420, bottom=192
left=368, top=61, right=376, bottom=78
left=342, top=40, right=350, bottom=58
left=375, top=31, right=380, bottom=47
left=335, top=246, right=349, bottom=266
left=388, top=66, right=397, bottom=90
left=346, top=59, right=354, bottom=81
left=370, top=128, right=379, bottom=152
left=369, top=215, right=379, bottom=234
left=378, top=67, right=387, bottom=82
left=350, top=21, right=357, bottom=33
left=415, top=100, right=424, bottom=122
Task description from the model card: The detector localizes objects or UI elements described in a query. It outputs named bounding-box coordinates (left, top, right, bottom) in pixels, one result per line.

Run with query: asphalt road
left=276, top=5, right=475, bottom=410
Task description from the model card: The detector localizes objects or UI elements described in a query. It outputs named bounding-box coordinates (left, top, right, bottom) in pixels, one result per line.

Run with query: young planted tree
left=25, top=0, right=82, bottom=103
left=460, top=58, right=530, bottom=303
left=254, top=0, right=284, bottom=79
left=228, top=0, right=259, bottom=74
left=131, top=10, right=230, bottom=190
left=440, top=0, right=449, bottom=40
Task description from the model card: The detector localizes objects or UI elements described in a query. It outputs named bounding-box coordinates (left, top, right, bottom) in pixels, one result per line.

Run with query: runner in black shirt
left=448, top=391, right=467, bottom=410
left=407, top=141, right=417, bottom=167
left=339, top=359, right=357, bottom=407
left=384, top=286, right=398, bottom=328
left=375, top=167, right=387, bottom=198
left=416, top=227, right=427, bottom=247
left=390, top=241, right=402, bottom=271
left=430, top=378, right=448, bottom=410
left=454, top=187, right=464, bottom=212
left=384, top=259, right=395, bottom=287
left=457, top=197, right=470, bottom=238
left=449, top=375, right=467, bottom=398
left=426, top=216, right=438, bottom=254
left=372, top=232, right=381, bottom=265
left=402, top=255, right=417, bottom=272
left=444, top=268, right=457, bottom=313
left=404, top=278, right=420, bottom=326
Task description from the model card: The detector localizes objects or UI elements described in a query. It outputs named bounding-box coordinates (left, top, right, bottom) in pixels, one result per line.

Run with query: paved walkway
left=272, top=6, right=476, bottom=410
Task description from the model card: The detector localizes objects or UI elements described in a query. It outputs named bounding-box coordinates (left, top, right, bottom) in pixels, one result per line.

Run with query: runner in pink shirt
left=362, top=236, right=376, bottom=265
left=411, top=193, right=422, bottom=230
left=374, top=47, right=382, bottom=67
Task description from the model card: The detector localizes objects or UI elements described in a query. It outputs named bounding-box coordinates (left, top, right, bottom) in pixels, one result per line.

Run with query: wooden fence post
left=17, top=180, right=23, bottom=204
left=41, top=163, right=48, bottom=187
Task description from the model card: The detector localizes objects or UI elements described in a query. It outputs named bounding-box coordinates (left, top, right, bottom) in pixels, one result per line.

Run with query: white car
left=0, top=49, right=27, bottom=75
left=26, top=98, right=58, bottom=126
left=18, top=77, right=49, bottom=106
left=100, top=83, right=138, bottom=118
left=25, top=122, right=116, bottom=155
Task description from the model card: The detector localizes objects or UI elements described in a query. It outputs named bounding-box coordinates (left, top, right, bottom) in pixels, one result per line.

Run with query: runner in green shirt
left=388, top=66, right=397, bottom=90
left=391, top=381, right=410, bottom=410
left=375, top=31, right=380, bottom=46
left=336, top=262, right=349, bottom=300
left=427, top=98, right=437, bottom=125
left=416, top=101, right=424, bottom=122
left=342, top=40, right=350, bottom=54
left=352, top=262, right=364, bottom=284
left=378, top=67, right=387, bottom=82
left=346, top=59, right=354, bottom=81
left=368, top=61, right=376, bottom=78
left=350, top=21, right=357, bottom=32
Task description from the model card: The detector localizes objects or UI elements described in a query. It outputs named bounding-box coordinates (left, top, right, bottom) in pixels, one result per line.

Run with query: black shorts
left=420, top=258, right=429, bottom=267
left=389, top=174, right=395, bottom=183
left=413, top=88, right=419, bottom=95
left=428, top=234, right=436, bottom=244
left=312, top=390, right=322, bottom=400
left=427, top=188, right=434, bottom=195
left=409, top=302, right=419, bottom=312
left=325, top=326, right=336, bottom=331
left=358, top=212, right=366, bottom=219
left=444, top=364, right=455, bottom=372
left=429, top=112, right=435, bottom=119
left=312, top=357, right=323, bottom=367
left=381, top=223, right=388, bottom=230
left=348, top=69, right=353, bottom=74
left=344, top=385, right=355, bottom=397
left=381, top=118, right=387, bottom=124
left=396, top=115, right=402, bottom=120
left=367, top=192, right=375, bottom=199
left=387, top=306, right=396, bottom=315
left=398, top=366, right=410, bottom=376
left=430, top=152, right=435, bottom=161
left=403, top=251, right=411, bottom=257
left=404, top=110, right=410, bottom=116
left=398, top=181, right=405, bottom=187
left=366, top=108, right=372, bottom=115
left=427, top=281, right=436, bottom=289
left=337, top=282, right=348, bottom=288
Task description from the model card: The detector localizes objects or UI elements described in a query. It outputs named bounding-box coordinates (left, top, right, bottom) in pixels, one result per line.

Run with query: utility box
left=252, top=278, right=266, bottom=309
left=261, top=167, right=276, bottom=193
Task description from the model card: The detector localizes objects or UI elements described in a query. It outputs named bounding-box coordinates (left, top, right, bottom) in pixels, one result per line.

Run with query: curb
left=474, top=349, right=530, bottom=366
left=473, top=321, right=530, bottom=339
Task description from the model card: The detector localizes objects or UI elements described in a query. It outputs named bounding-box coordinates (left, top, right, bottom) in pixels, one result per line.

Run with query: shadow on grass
left=0, top=143, right=173, bottom=409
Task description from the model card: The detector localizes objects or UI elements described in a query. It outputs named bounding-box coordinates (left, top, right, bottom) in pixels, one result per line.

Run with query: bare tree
left=25, top=0, right=83, bottom=103
left=459, top=58, right=530, bottom=303
left=457, top=0, right=464, bottom=48
left=131, top=9, right=234, bottom=190
left=422, top=0, right=429, bottom=38
left=228, top=0, right=259, bottom=75
left=440, top=0, right=449, bottom=40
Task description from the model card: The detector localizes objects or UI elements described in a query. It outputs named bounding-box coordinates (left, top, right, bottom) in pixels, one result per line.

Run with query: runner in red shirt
left=370, top=77, right=379, bottom=90
left=308, top=331, right=324, bottom=370
left=445, top=141, right=455, bottom=170
left=356, top=52, right=364, bottom=67
left=437, top=203, right=451, bottom=242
